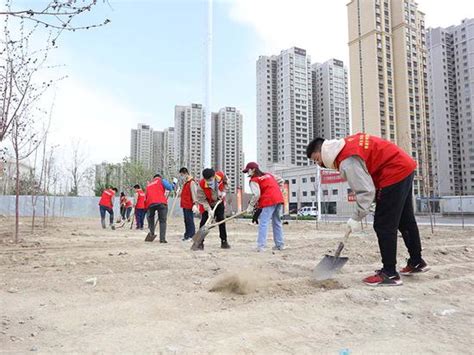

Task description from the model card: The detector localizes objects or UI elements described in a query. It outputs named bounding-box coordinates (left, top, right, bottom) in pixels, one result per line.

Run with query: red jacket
left=99, top=189, right=115, bottom=208
left=120, top=196, right=133, bottom=208
left=135, top=189, right=146, bottom=209
left=251, top=174, right=284, bottom=208
left=335, top=133, right=417, bottom=189
left=198, top=177, right=225, bottom=213
left=145, top=177, right=167, bottom=208
left=180, top=179, right=195, bottom=209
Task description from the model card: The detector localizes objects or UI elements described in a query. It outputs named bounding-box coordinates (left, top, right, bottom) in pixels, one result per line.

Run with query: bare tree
left=1, top=0, right=110, bottom=143
left=0, top=0, right=110, bottom=33
left=10, top=113, right=44, bottom=242
left=67, top=138, right=88, bottom=196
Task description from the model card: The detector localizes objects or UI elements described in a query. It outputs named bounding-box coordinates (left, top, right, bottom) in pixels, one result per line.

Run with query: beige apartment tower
left=347, top=0, right=432, bottom=196
left=211, top=107, right=244, bottom=193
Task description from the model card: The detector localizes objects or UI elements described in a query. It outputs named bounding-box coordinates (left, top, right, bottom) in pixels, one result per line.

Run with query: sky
left=10, top=0, right=473, bottom=172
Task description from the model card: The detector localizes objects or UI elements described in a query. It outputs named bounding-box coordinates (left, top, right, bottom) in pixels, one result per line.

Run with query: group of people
left=98, top=132, right=429, bottom=287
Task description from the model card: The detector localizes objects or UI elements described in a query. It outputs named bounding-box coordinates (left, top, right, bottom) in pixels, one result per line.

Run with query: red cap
left=242, top=162, right=259, bottom=173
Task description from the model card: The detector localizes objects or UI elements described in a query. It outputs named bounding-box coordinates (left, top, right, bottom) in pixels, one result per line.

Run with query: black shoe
left=160, top=238, right=168, bottom=244
left=221, top=240, right=231, bottom=249
left=145, top=233, right=156, bottom=242
left=400, top=259, right=430, bottom=275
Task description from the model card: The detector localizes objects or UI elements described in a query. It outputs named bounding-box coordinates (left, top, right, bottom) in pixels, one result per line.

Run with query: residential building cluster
left=130, top=104, right=244, bottom=192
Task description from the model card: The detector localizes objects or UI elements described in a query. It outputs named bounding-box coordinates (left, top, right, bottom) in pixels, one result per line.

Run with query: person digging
left=195, top=168, right=231, bottom=250
left=98, top=187, right=118, bottom=230
left=306, top=133, right=429, bottom=286
left=144, top=174, right=174, bottom=243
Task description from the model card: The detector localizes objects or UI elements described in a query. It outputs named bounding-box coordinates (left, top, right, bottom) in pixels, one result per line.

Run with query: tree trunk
left=15, top=150, right=20, bottom=243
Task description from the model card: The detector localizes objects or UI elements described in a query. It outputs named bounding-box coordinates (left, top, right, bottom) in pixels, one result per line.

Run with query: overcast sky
left=13, top=0, right=472, bottom=175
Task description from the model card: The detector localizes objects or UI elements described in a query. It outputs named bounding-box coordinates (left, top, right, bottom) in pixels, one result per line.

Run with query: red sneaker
left=363, top=270, right=403, bottom=286
left=400, top=259, right=430, bottom=275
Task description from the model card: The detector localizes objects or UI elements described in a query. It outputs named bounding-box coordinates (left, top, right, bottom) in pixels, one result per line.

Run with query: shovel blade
left=313, top=255, right=349, bottom=281
left=190, top=227, right=209, bottom=250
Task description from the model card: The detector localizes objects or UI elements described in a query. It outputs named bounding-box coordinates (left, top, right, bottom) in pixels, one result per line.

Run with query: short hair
left=133, top=184, right=140, bottom=189
left=112, top=187, right=118, bottom=192
left=120, top=192, right=125, bottom=197
left=202, top=168, right=215, bottom=180
left=179, top=167, right=189, bottom=174
left=153, top=173, right=161, bottom=178
left=306, top=138, right=325, bottom=158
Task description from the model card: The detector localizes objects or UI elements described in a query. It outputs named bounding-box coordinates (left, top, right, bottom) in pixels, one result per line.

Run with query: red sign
left=348, top=192, right=356, bottom=202
left=321, top=171, right=346, bottom=184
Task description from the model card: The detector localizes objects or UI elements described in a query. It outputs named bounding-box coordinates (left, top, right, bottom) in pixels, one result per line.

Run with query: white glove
left=219, top=191, right=227, bottom=199
left=246, top=205, right=254, bottom=214
left=192, top=205, right=199, bottom=214
left=347, top=218, right=362, bottom=233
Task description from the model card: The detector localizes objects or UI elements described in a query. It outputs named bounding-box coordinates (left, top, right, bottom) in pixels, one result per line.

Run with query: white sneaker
left=257, top=247, right=265, bottom=252
left=272, top=245, right=285, bottom=251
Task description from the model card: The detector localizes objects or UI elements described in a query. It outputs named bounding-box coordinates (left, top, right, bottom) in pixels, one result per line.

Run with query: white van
left=297, top=206, right=319, bottom=217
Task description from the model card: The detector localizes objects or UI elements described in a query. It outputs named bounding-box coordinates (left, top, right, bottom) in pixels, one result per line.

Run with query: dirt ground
left=1, top=216, right=473, bottom=353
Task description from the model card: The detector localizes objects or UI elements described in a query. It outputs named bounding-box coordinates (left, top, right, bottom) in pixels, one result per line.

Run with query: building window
left=302, top=178, right=307, bottom=183
left=292, top=192, right=296, bottom=197
left=291, top=179, right=296, bottom=184
left=332, top=189, right=338, bottom=195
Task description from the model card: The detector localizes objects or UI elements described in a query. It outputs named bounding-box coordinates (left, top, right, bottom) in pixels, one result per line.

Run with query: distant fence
left=0, top=195, right=181, bottom=218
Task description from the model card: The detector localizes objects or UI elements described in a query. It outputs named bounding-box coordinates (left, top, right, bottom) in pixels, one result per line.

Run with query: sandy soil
left=1, top=216, right=473, bottom=353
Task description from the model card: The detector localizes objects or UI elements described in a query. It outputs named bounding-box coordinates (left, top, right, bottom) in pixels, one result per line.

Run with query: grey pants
left=147, top=203, right=168, bottom=241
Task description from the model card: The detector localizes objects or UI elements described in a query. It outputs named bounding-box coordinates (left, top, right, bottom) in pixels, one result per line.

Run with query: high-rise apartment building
left=347, top=0, right=432, bottom=196
left=312, top=59, right=350, bottom=139
left=257, top=47, right=313, bottom=170
left=211, top=107, right=244, bottom=192
left=163, top=127, right=176, bottom=177
left=174, top=104, right=205, bottom=177
left=427, top=19, right=474, bottom=196
left=152, top=130, right=165, bottom=175
left=130, top=124, right=154, bottom=170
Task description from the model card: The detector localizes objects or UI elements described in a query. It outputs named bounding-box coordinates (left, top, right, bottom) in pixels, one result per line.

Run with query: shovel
left=190, top=200, right=221, bottom=250
left=313, top=230, right=351, bottom=281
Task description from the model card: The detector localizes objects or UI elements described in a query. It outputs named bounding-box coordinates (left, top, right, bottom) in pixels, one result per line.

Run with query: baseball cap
left=242, top=162, right=259, bottom=173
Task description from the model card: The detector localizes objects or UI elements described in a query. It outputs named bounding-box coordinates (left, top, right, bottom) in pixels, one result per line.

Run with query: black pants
left=99, top=205, right=114, bottom=224
left=121, top=207, right=132, bottom=220
left=373, top=172, right=422, bottom=274
left=199, top=202, right=227, bottom=243
left=147, top=203, right=168, bottom=240
left=252, top=208, right=262, bottom=224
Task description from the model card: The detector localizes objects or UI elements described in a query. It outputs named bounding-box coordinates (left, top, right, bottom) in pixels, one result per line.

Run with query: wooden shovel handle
left=203, top=199, right=222, bottom=227
left=334, top=230, right=351, bottom=258
left=207, top=210, right=247, bottom=228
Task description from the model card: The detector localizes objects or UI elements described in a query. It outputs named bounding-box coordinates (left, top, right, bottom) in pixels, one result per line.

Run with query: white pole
left=316, top=165, right=321, bottom=221
left=203, top=0, right=213, bottom=169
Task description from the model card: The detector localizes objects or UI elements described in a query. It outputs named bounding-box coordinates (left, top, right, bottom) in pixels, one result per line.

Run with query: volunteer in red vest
left=243, top=162, right=285, bottom=252
left=133, top=184, right=146, bottom=230
left=195, top=168, right=230, bottom=250
left=306, top=133, right=429, bottom=286
left=144, top=174, right=174, bottom=243
left=119, top=192, right=133, bottom=222
left=178, top=167, right=199, bottom=241
left=98, top=187, right=118, bottom=230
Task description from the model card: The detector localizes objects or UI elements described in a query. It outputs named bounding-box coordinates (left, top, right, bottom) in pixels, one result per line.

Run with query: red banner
left=321, top=171, right=346, bottom=184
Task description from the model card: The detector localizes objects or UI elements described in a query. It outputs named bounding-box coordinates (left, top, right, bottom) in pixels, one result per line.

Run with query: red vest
left=250, top=174, right=284, bottom=208
left=145, top=177, right=167, bottom=208
left=125, top=199, right=132, bottom=208
left=198, top=178, right=225, bottom=213
left=99, top=189, right=115, bottom=208
left=180, top=179, right=195, bottom=209
left=135, top=189, right=146, bottom=209
left=335, top=133, right=417, bottom=189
